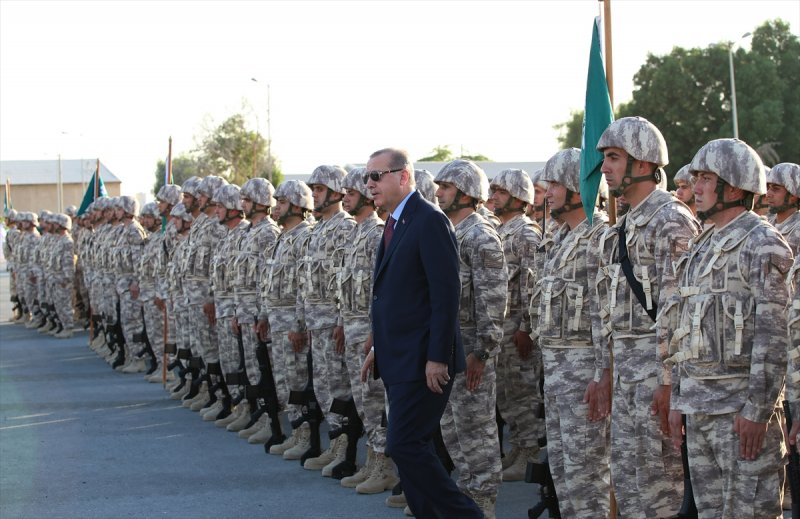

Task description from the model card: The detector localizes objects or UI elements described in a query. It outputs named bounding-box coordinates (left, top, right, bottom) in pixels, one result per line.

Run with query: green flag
left=580, top=16, right=614, bottom=224
left=77, top=169, right=108, bottom=216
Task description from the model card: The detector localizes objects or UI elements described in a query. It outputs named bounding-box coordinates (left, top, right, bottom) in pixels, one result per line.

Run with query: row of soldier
left=4, top=115, right=800, bottom=518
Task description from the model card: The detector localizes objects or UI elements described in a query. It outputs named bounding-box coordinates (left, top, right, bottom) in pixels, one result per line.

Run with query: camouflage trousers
left=101, top=274, right=119, bottom=324
left=174, top=302, right=194, bottom=354
left=142, top=302, right=165, bottom=365
left=165, top=299, right=176, bottom=346
left=50, top=277, right=75, bottom=330
left=343, top=318, right=387, bottom=453
left=116, top=279, right=145, bottom=356
left=440, top=358, right=502, bottom=500
left=188, top=304, right=219, bottom=363
left=611, top=376, right=682, bottom=518
left=310, top=327, right=351, bottom=430
left=9, top=268, right=17, bottom=297
left=216, top=315, right=243, bottom=399
left=75, top=267, right=88, bottom=315
left=496, top=332, right=544, bottom=449
left=272, top=331, right=308, bottom=423
left=686, top=411, right=785, bottom=519
left=21, top=268, right=39, bottom=315
left=233, top=297, right=261, bottom=388
left=35, top=267, right=48, bottom=306
left=544, top=387, right=610, bottom=517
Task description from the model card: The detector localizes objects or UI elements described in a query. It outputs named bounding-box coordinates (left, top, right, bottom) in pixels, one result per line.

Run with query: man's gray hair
left=370, top=148, right=415, bottom=187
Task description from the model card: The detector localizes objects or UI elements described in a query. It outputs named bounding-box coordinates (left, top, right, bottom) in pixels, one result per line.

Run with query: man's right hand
left=254, top=319, right=269, bottom=342
left=425, top=360, right=450, bottom=394
left=360, top=350, right=374, bottom=383
left=512, top=330, right=533, bottom=360
left=669, top=410, right=684, bottom=452
left=288, top=331, right=307, bottom=353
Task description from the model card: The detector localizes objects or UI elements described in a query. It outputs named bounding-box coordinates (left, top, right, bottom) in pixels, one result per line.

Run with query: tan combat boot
left=385, top=491, right=407, bottom=508
left=321, top=436, right=348, bottom=477
left=341, top=446, right=374, bottom=488
left=55, top=328, right=73, bottom=339
left=303, top=436, right=339, bottom=471
left=356, top=451, right=399, bottom=494
left=238, top=413, right=266, bottom=439
left=200, top=400, right=224, bottom=421
left=282, top=423, right=311, bottom=460
left=247, top=418, right=273, bottom=444
left=226, top=403, right=253, bottom=432
left=501, top=445, right=520, bottom=471
left=270, top=427, right=298, bottom=455
left=122, top=357, right=147, bottom=374
left=472, top=495, right=496, bottom=519
left=215, top=402, right=244, bottom=428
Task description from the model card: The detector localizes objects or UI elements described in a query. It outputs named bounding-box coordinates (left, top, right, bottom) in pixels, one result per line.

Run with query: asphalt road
left=0, top=282, right=542, bottom=519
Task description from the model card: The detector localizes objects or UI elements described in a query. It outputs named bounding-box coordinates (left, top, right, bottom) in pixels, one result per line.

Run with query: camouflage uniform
left=300, top=166, right=357, bottom=433
left=490, top=170, right=544, bottom=464
left=766, top=163, right=800, bottom=256
left=167, top=204, right=194, bottom=364
left=595, top=117, right=698, bottom=517
left=136, top=203, right=167, bottom=369
left=787, top=254, right=800, bottom=424
left=19, top=214, right=42, bottom=320
left=435, top=160, right=505, bottom=511
left=49, top=215, right=76, bottom=334
left=667, top=139, right=790, bottom=519
left=3, top=211, right=20, bottom=316
left=114, top=197, right=147, bottom=358
left=532, top=150, right=610, bottom=517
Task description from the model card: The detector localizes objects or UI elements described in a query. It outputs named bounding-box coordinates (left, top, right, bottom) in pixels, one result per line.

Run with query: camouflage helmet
left=119, top=195, right=140, bottom=216
left=6, top=208, right=17, bottom=221
left=197, top=175, right=228, bottom=198
left=597, top=116, right=669, bottom=167
left=414, top=169, right=437, bottom=204
left=434, top=159, right=489, bottom=202
left=92, top=198, right=104, bottom=211
left=307, top=165, right=347, bottom=194
left=342, top=168, right=371, bottom=199
left=29, top=212, right=39, bottom=227
left=39, top=209, right=52, bottom=222
left=139, top=202, right=160, bottom=218
left=540, top=148, right=582, bottom=192
left=182, top=176, right=202, bottom=197
left=274, top=180, right=314, bottom=210
left=65, top=205, right=77, bottom=217
left=53, top=213, right=72, bottom=231
left=212, top=183, right=243, bottom=211
left=241, top=177, right=276, bottom=207
left=673, top=164, right=694, bottom=185
left=530, top=168, right=548, bottom=189
left=110, top=196, right=123, bottom=209
left=491, top=168, right=535, bottom=205
left=157, top=184, right=183, bottom=206
left=766, top=163, right=800, bottom=198
left=689, top=138, right=766, bottom=195
left=169, top=202, right=193, bottom=222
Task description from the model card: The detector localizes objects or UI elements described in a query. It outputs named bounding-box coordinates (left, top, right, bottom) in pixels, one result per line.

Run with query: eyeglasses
left=362, top=167, right=404, bottom=184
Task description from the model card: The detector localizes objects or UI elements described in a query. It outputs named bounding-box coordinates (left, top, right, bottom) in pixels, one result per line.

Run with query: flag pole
left=602, top=0, right=616, bottom=226
left=163, top=137, right=173, bottom=386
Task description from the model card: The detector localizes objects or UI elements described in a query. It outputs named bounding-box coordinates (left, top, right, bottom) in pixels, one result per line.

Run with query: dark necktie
left=384, top=215, right=395, bottom=249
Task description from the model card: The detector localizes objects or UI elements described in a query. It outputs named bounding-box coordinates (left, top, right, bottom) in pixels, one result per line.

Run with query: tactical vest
left=262, top=222, right=311, bottom=307
left=338, top=218, right=382, bottom=317
left=456, top=213, right=493, bottom=328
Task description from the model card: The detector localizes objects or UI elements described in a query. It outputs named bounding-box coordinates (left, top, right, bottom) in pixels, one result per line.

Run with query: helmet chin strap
left=768, top=192, right=799, bottom=214
left=347, top=194, right=370, bottom=216
left=492, top=196, right=523, bottom=217
left=220, top=209, right=242, bottom=224
left=550, top=190, right=583, bottom=218
left=696, top=179, right=752, bottom=220
left=278, top=204, right=304, bottom=226
left=314, top=188, right=341, bottom=213
left=247, top=204, right=269, bottom=219
left=441, top=189, right=476, bottom=214
left=610, top=157, right=659, bottom=197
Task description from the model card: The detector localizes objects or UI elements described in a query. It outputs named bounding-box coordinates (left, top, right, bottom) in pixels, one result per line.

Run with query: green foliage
left=555, top=18, right=798, bottom=175
left=152, top=113, right=283, bottom=195
left=418, top=145, right=490, bottom=162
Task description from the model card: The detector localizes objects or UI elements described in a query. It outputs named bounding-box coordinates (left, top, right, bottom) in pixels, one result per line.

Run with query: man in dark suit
left=360, top=148, right=483, bottom=518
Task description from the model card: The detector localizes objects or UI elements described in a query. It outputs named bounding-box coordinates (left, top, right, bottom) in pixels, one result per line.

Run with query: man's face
left=601, top=147, right=629, bottom=195
left=158, top=200, right=170, bottom=217
left=310, top=184, right=328, bottom=212
left=273, top=197, right=290, bottom=221
left=675, top=180, right=694, bottom=205
left=342, top=189, right=363, bottom=214
left=241, top=196, right=254, bottom=217
left=366, top=152, right=404, bottom=210
left=214, top=202, right=227, bottom=221
left=693, top=171, right=720, bottom=214
left=488, top=186, right=512, bottom=213
left=170, top=216, right=183, bottom=232
left=114, top=207, right=125, bottom=221
left=182, top=193, right=195, bottom=210
left=435, top=181, right=460, bottom=212
left=765, top=183, right=796, bottom=211
left=198, top=194, right=210, bottom=211
left=545, top=181, right=569, bottom=212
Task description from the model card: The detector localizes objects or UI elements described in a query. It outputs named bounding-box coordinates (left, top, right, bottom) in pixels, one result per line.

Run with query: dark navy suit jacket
left=371, top=191, right=466, bottom=385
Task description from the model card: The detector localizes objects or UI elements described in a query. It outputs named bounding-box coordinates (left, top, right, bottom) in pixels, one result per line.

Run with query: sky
left=1, top=0, right=798, bottom=198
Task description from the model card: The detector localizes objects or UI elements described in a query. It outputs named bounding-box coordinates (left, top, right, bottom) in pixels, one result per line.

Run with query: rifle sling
left=617, top=222, right=657, bottom=322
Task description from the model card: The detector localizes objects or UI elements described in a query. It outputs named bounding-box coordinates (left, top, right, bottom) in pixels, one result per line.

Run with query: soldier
left=414, top=169, right=437, bottom=204
left=4, top=210, right=22, bottom=322
left=48, top=214, right=76, bottom=339
left=296, top=166, right=358, bottom=476
left=595, top=116, right=699, bottom=517
left=434, top=159, right=506, bottom=518
left=131, top=201, right=167, bottom=380
left=765, top=163, right=800, bottom=255
left=336, top=168, right=398, bottom=493
left=259, top=180, right=315, bottom=459
left=226, top=178, right=281, bottom=445
left=166, top=202, right=195, bottom=400
left=666, top=138, right=791, bottom=518
left=674, top=164, right=697, bottom=217
left=486, top=168, right=544, bottom=482
left=531, top=149, right=611, bottom=516
left=33, top=211, right=55, bottom=333
left=182, top=175, right=228, bottom=411
left=200, top=183, right=250, bottom=423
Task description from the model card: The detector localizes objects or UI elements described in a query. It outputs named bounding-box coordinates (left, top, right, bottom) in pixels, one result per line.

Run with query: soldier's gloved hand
left=668, top=410, right=684, bottom=452
left=512, top=330, right=533, bottom=360
left=332, top=326, right=345, bottom=355
left=734, top=414, right=767, bottom=461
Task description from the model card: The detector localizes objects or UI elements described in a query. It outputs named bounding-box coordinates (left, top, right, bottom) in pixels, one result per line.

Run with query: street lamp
left=251, top=77, right=272, bottom=183
left=728, top=31, right=751, bottom=139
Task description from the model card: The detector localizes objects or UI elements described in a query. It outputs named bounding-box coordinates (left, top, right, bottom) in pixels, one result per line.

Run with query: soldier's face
left=342, top=189, right=362, bottom=214
left=214, top=202, right=227, bottom=220
left=601, top=147, right=629, bottom=194
left=198, top=194, right=211, bottom=211
left=158, top=200, right=170, bottom=217
left=273, top=197, right=290, bottom=220
left=766, top=183, right=795, bottom=210
left=114, top=207, right=124, bottom=220
left=545, top=181, right=568, bottom=212
left=182, top=194, right=194, bottom=210
left=675, top=180, right=694, bottom=205
left=693, top=171, right=720, bottom=213
left=241, top=197, right=254, bottom=216
left=435, top=182, right=460, bottom=211
left=310, top=185, right=328, bottom=211
left=488, top=186, right=509, bottom=209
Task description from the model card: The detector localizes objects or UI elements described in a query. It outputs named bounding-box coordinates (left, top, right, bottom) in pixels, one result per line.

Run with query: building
left=0, top=159, right=121, bottom=213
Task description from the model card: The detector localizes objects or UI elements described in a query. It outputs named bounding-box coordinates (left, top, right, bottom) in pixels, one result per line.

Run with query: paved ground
left=0, top=272, right=543, bottom=519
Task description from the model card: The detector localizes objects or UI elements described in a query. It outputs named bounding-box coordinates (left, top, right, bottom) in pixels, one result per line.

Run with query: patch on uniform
left=482, top=250, right=504, bottom=269
left=771, top=253, right=793, bottom=277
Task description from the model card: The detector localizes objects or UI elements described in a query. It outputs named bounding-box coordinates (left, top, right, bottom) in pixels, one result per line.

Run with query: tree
left=151, top=113, right=284, bottom=195
left=417, top=145, right=491, bottom=162
left=555, top=19, right=798, bottom=176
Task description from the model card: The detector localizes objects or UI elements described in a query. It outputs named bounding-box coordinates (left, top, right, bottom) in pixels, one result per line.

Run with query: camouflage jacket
left=496, top=213, right=540, bottom=335
left=261, top=221, right=313, bottom=332
left=769, top=211, right=800, bottom=257
left=337, top=213, right=383, bottom=324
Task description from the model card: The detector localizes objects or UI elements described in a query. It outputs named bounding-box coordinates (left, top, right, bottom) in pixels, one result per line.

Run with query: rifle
left=328, top=396, right=363, bottom=479
left=784, top=401, right=800, bottom=518
left=286, top=349, right=323, bottom=464
left=525, top=437, right=560, bottom=519
left=256, top=338, right=286, bottom=449
left=673, top=414, right=698, bottom=519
